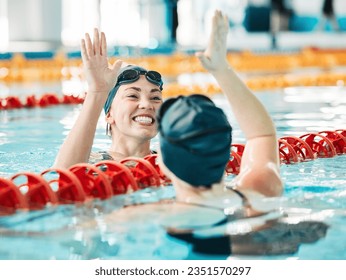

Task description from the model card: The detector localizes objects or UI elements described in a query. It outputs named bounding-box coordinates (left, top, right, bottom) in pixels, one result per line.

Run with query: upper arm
left=233, top=135, right=283, bottom=197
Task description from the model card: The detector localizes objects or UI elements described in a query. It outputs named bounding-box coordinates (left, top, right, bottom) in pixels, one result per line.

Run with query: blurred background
left=1, top=0, right=346, bottom=104
left=1, top=0, right=346, bottom=53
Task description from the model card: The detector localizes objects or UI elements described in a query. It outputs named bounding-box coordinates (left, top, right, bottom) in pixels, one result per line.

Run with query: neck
left=109, top=133, right=152, bottom=160
left=173, top=177, right=242, bottom=208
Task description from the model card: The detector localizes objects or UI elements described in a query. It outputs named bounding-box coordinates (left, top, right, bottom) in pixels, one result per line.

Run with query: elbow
left=237, top=164, right=284, bottom=197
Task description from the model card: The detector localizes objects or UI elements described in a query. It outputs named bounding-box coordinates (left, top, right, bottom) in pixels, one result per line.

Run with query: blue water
left=0, top=83, right=346, bottom=259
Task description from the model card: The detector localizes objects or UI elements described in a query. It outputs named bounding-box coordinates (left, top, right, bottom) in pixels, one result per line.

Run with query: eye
left=127, top=94, right=139, bottom=99
left=151, top=96, right=162, bottom=101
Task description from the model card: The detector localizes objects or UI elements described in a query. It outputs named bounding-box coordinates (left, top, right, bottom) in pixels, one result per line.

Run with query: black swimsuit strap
left=227, top=187, right=251, bottom=208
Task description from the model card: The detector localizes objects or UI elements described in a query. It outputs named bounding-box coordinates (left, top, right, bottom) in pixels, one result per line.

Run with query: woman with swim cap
left=54, top=29, right=164, bottom=168
left=152, top=10, right=283, bottom=254
left=157, top=10, right=283, bottom=207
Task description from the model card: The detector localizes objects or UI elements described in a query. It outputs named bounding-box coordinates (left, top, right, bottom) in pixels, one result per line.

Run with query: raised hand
left=195, top=10, right=229, bottom=72
left=81, top=28, right=123, bottom=94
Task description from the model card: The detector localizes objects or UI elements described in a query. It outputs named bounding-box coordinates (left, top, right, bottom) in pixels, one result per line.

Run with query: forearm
left=213, top=66, right=282, bottom=195
left=53, top=92, right=107, bottom=168
left=211, top=66, right=276, bottom=140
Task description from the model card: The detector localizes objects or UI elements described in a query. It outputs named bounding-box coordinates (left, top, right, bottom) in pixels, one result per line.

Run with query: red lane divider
left=279, top=136, right=316, bottom=161
left=0, top=130, right=345, bottom=216
left=226, top=144, right=245, bottom=175
left=0, top=96, right=22, bottom=109
left=41, top=168, right=87, bottom=203
left=10, top=172, right=59, bottom=210
left=0, top=93, right=84, bottom=110
left=278, top=139, right=299, bottom=164
left=69, top=163, right=113, bottom=200
left=38, top=93, right=60, bottom=107
left=25, top=95, right=37, bottom=107
left=144, top=154, right=172, bottom=185
left=336, top=129, right=346, bottom=137
left=95, top=160, right=139, bottom=194
left=300, top=133, right=337, bottom=158
left=0, top=177, right=28, bottom=215
left=120, top=157, right=161, bottom=188
left=319, top=130, right=346, bottom=155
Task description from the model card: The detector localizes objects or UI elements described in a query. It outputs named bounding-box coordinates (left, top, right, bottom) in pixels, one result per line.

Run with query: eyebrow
left=124, top=87, right=162, bottom=93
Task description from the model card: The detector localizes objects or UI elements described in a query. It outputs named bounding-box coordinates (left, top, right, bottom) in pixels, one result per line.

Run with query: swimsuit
left=89, top=150, right=157, bottom=164
left=167, top=188, right=249, bottom=255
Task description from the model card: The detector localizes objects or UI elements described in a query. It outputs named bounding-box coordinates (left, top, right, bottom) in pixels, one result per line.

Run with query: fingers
left=85, top=33, right=93, bottom=59
left=195, top=52, right=211, bottom=69
left=105, top=59, right=123, bottom=83
left=223, top=13, right=229, bottom=28
left=212, top=10, right=228, bottom=31
left=93, top=28, right=100, bottom=56
left=81, top=28, right=107, bottom=60
left=80, top=39, right=88, bottom=62
left=110, top=60, right=123, bottom=74
left=101, top=32, right=107, bottom=56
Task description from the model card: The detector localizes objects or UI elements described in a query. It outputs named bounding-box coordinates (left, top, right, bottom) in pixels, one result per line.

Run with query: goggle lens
left=118, top=69, right=163, bottom=90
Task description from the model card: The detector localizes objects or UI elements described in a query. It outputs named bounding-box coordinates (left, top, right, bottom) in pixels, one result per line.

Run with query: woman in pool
left=54, top=29, right=164, bottom=169
left=158, top=10, right=283, bottom=203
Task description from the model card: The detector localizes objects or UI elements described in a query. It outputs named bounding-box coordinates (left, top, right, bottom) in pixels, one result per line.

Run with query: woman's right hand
left=81, top=28, right=123, bottom=94
left=195, top=10, right=229, bottom=73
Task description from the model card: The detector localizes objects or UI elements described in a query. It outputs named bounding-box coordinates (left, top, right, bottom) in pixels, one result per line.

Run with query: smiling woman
left=103, top=66, right=163, bottom=161
left=53, top=29, right=164, bottom=169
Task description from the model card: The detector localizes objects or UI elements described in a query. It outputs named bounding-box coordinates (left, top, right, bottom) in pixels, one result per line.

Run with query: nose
left=138, top=96, right=154, bottom=110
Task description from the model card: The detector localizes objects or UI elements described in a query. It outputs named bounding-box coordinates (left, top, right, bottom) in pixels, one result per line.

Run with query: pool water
left=0, top=84, right=346, bottom=260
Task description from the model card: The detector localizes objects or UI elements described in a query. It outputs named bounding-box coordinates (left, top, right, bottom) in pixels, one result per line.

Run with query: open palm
left=196, top=10, right=229, bottom=72
left=81, top=29, right=122, bottom=93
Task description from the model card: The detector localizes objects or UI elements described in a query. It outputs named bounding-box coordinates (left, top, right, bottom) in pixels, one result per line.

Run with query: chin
left=136, top=128, right=157, bottom=140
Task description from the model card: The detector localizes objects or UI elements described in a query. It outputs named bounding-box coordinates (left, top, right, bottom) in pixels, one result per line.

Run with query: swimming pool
left=0, top=83, right=345, bottom=259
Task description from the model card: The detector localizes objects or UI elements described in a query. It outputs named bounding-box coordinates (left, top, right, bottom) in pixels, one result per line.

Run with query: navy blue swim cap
left=158, top=95, right=232, bottom=187
left=104, top=65, right=163, bottom=114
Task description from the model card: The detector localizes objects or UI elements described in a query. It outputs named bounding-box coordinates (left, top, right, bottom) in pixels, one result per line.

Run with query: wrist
left=84, top=91, right=108, bottom=107
left=86, top=81, right=113, bottom=95
left=209, top=63, right=231, bottom=76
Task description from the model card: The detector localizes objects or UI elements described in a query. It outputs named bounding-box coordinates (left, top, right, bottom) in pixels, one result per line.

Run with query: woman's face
left=107, top=75, right=163, bottom=141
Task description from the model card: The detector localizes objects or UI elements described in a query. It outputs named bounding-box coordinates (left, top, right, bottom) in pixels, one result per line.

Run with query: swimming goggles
left=104, top=67, right=163, bottom=114
left=117, top=69, right=163, bottom=90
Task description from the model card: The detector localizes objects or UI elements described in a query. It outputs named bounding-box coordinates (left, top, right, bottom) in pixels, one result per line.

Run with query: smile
left=133, top=115, right=154, bottom=125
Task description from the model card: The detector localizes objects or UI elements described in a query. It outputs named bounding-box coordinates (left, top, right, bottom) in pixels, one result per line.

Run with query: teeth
left=134, top=116, right=153, bottom=124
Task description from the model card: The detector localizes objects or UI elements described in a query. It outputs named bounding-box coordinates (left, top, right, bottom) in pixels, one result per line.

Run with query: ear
left=105, top=111, right=115, bottom=125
